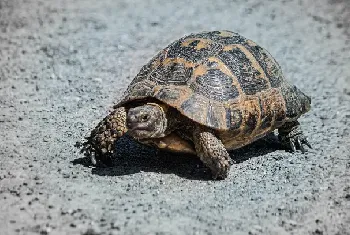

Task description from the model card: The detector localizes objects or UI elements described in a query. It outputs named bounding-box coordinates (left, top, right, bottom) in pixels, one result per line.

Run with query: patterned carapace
left=117, top=30, right=310, bottom=143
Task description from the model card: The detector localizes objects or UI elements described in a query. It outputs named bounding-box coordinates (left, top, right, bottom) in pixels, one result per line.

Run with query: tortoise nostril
left=129, top=115, right=136, bottom=122
left=126, top=113, right=138, bottom=126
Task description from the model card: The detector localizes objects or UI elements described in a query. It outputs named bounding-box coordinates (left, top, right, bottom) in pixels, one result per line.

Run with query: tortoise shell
left=116, top=30, right=310, bottom=137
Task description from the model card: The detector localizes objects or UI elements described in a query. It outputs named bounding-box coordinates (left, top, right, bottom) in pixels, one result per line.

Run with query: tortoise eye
left=141, top=114, right=149, bottom=122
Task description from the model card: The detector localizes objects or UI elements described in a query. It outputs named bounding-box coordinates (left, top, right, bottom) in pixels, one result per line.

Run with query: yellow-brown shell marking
left=117, top=30, right=310, bottom=133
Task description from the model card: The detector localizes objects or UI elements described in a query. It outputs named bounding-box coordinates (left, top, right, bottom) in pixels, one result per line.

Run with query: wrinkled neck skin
left=146, top=102, right=184, bottom=137
left=147, top=102, right=168, bottom=137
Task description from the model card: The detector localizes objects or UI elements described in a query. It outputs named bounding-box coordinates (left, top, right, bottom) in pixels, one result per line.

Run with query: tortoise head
left=126, top=103, right=168, bottom=139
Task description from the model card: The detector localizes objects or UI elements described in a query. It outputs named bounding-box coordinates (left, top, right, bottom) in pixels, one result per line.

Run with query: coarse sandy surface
left=1, top=0, right=350, bottom=234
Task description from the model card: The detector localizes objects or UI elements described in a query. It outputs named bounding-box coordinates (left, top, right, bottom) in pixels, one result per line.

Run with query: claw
left=289, top=139, right=297, bottom=152
left=297, top=138, right=305, bottom=153
left=228, top=158, right=236, bottom=165
left=279, top=122, right=311, bottom=153
left=304, top=138, right=312, bottom=149
left=90, top=152, right=97, bottom=165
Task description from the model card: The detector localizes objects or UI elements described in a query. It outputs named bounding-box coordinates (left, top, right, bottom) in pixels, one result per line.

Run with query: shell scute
left=124, top=80, right=155, bottom=100
left=225, top=107, right=243, bottom=130
left=166, top=37, right=222, bottom=63
left=217, top=46, right=270, bottom=95
left=190, top=69, right=239, bottom=102
left=189, top=30, right=246, bottom=45
left=149, top=62, right=193, bottom=85
left=154, top=85, right=192, bottom=108
left=180, top=94, right=208, bottom=125
left=206, top=101, right=227, bottom=130
left=243, top=42, right=284, bottom=88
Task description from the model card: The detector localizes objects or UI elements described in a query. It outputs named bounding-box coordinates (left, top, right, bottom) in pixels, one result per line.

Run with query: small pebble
left=69, top=223, right=76, bottom=228
left=110, top=222, right=120, bottom=230
left=92, top=77, right=103, bottom=83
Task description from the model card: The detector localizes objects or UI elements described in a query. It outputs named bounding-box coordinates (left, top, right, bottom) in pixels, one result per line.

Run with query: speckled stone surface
left=1, top=0, right=349, bottom=234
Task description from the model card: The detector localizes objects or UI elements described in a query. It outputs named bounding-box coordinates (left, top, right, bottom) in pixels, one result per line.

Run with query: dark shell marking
left=190, top=69, right=240, bottom=101
left=218, top=45, right=269, bottom=95
left=117, top=30, right=311, bottom=133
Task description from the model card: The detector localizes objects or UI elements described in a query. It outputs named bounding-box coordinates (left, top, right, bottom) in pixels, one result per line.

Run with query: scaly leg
left=193, top=127, right=231, bottom=180
left=278, top=120, right=311, bottom=153
left=80, top=106, right=127, bottom=166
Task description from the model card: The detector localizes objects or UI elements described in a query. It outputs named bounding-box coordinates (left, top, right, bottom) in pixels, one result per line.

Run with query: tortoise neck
left=145, top=102, right=182, bottom=135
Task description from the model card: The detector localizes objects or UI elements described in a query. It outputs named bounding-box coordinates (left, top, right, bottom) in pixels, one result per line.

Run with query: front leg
left=80, top=106, right=128, bottom=166
left=193, top=127, right=231, bottom=180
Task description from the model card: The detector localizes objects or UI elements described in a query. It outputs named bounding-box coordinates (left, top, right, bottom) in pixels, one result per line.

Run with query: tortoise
left=81, top=30, right=311, bottom=179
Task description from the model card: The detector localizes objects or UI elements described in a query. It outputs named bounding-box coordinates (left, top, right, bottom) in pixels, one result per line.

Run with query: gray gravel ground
left=1, top=0, right=350, bottom=234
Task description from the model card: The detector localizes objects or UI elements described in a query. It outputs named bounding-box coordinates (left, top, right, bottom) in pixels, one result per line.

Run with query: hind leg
left=278, top=120, right=311, bottom=153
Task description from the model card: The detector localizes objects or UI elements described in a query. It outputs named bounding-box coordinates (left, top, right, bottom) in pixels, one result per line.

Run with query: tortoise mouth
left=127, top=123, right=149, bottom=131
left=127, top=126, right=153, bottom=139
left=127, top=120, right=152, bottom=131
